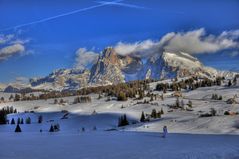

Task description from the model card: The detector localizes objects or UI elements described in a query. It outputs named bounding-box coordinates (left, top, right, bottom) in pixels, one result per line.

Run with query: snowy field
left=0, top=83, right=239, bottom=159
left=0, top=131, right=239, bottom=159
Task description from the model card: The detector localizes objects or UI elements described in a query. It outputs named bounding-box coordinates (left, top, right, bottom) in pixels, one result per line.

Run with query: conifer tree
left=38, top=115, right=43, bottom=124
left=49, top=125, right=54, bottom=132
left=11, top=118, right=15, bottom=125
left=15, top=124, right=22, bottom=132
left=123, top=114, right=129, bottom=126
left=140, top=111, right=145, bottom=122
left=25, top=117, right=31, bottom=124
left=151, top=109, right=157, bottom=118
left=228, top=80, right=232, bottom=87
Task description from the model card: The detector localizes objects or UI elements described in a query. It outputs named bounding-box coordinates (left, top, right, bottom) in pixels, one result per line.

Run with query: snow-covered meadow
left=0, top=82, right=239, bottom=159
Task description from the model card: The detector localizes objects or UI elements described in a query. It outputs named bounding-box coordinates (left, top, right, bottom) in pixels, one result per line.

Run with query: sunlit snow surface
left=0, top=81, right=239, bottom=158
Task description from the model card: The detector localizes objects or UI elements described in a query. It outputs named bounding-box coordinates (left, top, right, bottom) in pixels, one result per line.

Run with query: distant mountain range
left=2, top=47, right=236, bottom=92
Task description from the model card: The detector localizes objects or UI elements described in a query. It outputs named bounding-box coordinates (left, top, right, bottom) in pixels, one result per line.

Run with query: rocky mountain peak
left=10, top=48, right=234, bottom=92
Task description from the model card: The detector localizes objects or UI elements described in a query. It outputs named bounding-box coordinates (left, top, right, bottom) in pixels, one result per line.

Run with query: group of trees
left=13, top=115, right=43, bottom=133
left=200, top=108, right=217, bottom=117
left=211, top=94, right=222, bottom=100
left=10, top=117, right=32, bottom=125
left=156, top=77, right=224, bottom=93
left=169, top=98, right=192, bottom=110
left=4, top=79, right=154, bottom=103
left=0, top=106, right=17, bottom=124
left=49, top=124, right=60, bottom=132
left=118, top=114, right=129, bottom=127
left=73, top=96, right=92, bottom=104
left=140, top=108, right=164, bottom=122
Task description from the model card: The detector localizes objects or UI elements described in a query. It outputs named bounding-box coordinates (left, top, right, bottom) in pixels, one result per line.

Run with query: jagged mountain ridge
left=3, top=47, right=235, bottom=92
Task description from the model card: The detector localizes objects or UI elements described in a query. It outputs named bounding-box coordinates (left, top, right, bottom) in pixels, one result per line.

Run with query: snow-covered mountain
left=4, top=48, right=235, bottom=91
left=143, top=51, right=234, bottom=80
left=29, top=69, right=90, bottom=91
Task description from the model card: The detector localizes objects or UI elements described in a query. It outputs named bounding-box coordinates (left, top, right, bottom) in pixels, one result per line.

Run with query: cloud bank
left=0, top=44, right=25, bottom=60
left=0, top=33, right=29, bottom=61
left=74, top=48, right=99, bottom=70
left=114, top=28, right=239, bottom=57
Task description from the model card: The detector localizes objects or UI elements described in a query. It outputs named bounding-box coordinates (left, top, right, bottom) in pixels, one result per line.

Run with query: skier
left=162, top=126, right=168, bottom=138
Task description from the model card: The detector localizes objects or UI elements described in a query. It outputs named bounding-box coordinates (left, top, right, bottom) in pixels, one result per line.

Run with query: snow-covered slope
left=1, top=80, right=239, bottom=158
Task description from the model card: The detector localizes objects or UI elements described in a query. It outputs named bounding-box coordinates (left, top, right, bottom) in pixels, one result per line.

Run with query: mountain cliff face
left=89, top=47, right=143, bottom=85
left=22, top=48, right=234, bottom=91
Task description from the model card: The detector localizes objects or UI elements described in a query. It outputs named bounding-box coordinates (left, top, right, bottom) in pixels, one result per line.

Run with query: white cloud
left=115, top=40, right=160, bottom=58
left=74, top=48, right=99, bottom=70
left=162, top=28, right=239, bottom=54
left=0, top=33, right=30, bottom=61
left=114, top=28, right=239, bottom=57
left=0, top=44, right=25, bottom=61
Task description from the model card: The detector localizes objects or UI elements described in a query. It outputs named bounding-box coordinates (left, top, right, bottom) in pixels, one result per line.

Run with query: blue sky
left=0, top=0, right=239, bottom=83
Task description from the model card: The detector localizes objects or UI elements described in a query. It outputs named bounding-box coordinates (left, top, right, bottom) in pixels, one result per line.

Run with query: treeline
left=4, top=79, right=155, bottom=102
left=156, top=77, right=224, bottom=92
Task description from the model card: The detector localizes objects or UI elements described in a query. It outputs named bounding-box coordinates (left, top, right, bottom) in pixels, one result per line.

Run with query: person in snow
left=163, top=126, right=168, bottom=138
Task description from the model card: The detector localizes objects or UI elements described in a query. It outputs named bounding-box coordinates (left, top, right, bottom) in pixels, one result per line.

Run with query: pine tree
left=49, top=125, right=54, bottom=132
left=140, top=111, right=145, bottom=122
left=123, top=114, right=129, bottom=126
left=15, top=124, right=22, bottom=132
left=25, top=117, right=31, bottom=124
left=11, top=118, right=15, bottom=124
left=228, top=80, right=232, bottom=87
left=151, top=109, right=157, bottom=118
left=38, top=115, right=43, bottom=124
